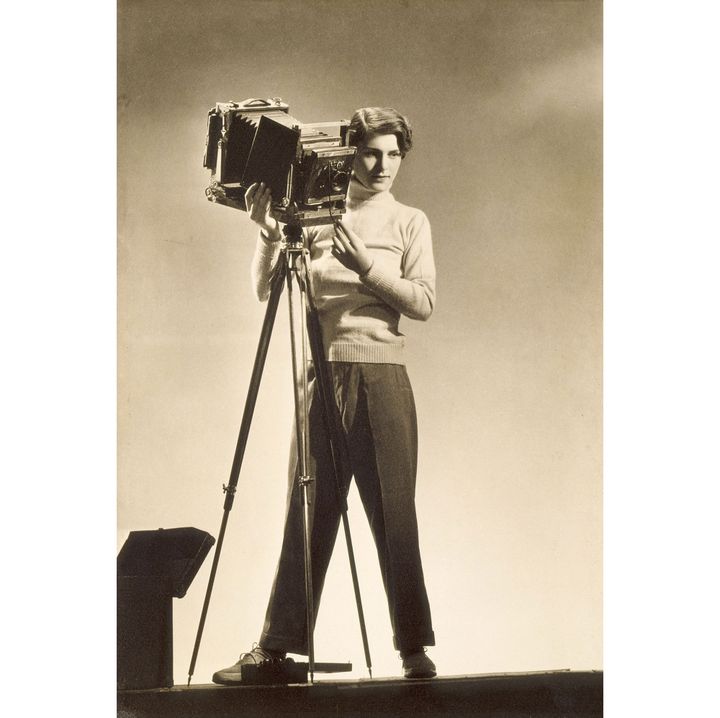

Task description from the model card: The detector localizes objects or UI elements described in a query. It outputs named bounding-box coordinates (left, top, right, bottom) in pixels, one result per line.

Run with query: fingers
left=335, top=220, right=363, bottom=250
left=245, top=182, right=272, bottom=209
left=334, top=219, right=351, bottom=243
left=332, top=230, right=352, bottom=267
left=243, top=182, right=283, bottom=239
left=333, top=224, right=350, bottom=250
left=245, top=183, right=276, bottom=229
left=244, top=181, right=260, bottom=207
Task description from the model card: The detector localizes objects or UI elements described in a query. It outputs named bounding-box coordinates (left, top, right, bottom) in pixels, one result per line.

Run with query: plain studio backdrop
left=118, top=0, right=602, bottom=682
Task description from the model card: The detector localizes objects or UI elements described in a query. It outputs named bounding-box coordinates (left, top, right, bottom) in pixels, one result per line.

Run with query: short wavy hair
left=348, top=107, right=413, bottom=157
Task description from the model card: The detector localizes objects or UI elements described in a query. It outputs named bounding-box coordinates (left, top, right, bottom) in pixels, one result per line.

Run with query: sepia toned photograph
left=117, top=0, right=603, bottom=714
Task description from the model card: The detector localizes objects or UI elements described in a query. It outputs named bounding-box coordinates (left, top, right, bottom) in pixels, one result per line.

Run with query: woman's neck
left=347, top=177, right=393, bottom=207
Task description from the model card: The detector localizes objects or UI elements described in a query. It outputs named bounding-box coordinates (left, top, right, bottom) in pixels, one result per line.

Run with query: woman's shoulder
left=392, top=198, right=430, bottom=230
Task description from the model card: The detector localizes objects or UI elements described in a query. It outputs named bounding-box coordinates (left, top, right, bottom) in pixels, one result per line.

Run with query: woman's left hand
left=332, top=220, right=374, bottom=275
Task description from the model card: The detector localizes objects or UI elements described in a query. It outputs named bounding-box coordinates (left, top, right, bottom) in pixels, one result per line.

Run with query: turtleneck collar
left=346, top=177, right=394, bottom=208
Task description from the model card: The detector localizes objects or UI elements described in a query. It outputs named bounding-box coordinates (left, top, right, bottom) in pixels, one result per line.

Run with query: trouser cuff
left=259, top=632, right=307, bottom=656
left=393, top=629, right=436, bottom=652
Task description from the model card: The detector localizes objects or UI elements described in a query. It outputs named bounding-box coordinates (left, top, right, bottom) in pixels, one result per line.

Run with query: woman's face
left=352, top=132, right=403, bottom=192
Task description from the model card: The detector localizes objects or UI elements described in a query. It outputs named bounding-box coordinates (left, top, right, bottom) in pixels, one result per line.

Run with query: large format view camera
left=203, top=97, right=356, bottom=227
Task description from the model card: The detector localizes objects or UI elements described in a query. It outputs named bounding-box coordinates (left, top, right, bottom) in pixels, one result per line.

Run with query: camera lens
left=330, top=170, right=349, bottom=193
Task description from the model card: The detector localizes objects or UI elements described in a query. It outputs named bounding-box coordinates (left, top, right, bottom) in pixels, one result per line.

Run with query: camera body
left=203, top=98, right=356, bottom=227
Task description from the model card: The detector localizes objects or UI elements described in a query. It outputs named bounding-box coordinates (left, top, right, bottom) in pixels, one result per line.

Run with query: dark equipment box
left=117, top=527, right=214, bottom=690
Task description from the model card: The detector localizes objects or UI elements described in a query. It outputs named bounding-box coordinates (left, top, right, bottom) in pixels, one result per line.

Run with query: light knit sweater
left=251, top=178, right=436, bottom=364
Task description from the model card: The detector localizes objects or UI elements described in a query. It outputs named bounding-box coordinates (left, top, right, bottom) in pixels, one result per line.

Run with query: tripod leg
left=286, top=252, right=316, bottom=681
left=187, top=253, right=287, bottom=685
left=300, top=252, right=374, bottom=679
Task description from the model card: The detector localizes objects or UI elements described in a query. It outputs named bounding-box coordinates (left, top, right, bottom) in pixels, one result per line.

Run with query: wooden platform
left=118, top=669, right=603, bottom=717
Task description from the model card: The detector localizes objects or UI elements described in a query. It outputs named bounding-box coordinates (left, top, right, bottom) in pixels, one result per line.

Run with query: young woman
left=213, top=107, right=437, bottom=682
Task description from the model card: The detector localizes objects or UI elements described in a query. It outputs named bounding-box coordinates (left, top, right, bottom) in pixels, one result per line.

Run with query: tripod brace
left=187, top=221, right=372, bottom=684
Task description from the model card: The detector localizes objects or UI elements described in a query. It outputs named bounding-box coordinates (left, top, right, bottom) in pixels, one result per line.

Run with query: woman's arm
left=245, top=182, right=283, bottom=301
left=333, top=214, right=436, bottom=320
left=250, top=232, right=282, bottom=301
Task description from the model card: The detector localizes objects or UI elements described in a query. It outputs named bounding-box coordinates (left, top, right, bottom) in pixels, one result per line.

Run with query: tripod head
left=282, top=221, right=305, bottom=249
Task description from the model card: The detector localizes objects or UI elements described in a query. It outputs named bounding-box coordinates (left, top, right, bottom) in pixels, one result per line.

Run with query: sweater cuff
left=256, top=231, right=281, bottom=258
left=359, top=261, right=397, bottom=295
left=259, top=228, right=282, bottom=245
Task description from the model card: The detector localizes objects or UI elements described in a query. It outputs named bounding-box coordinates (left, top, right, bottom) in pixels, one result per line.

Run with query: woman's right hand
left=245, top=182, right=282, bottom=241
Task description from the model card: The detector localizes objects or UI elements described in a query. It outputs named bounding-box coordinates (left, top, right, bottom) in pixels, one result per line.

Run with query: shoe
left=212, top=644, right=285, bottom=685
left=402, top=650, right=437, bottom=679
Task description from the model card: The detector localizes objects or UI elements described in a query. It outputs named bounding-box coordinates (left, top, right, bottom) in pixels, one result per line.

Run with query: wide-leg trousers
left=258, top=362, right=435, bottom=655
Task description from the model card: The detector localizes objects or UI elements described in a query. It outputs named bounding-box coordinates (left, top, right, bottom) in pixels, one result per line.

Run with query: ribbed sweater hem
left=327, top=342, right=405, bottom=365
